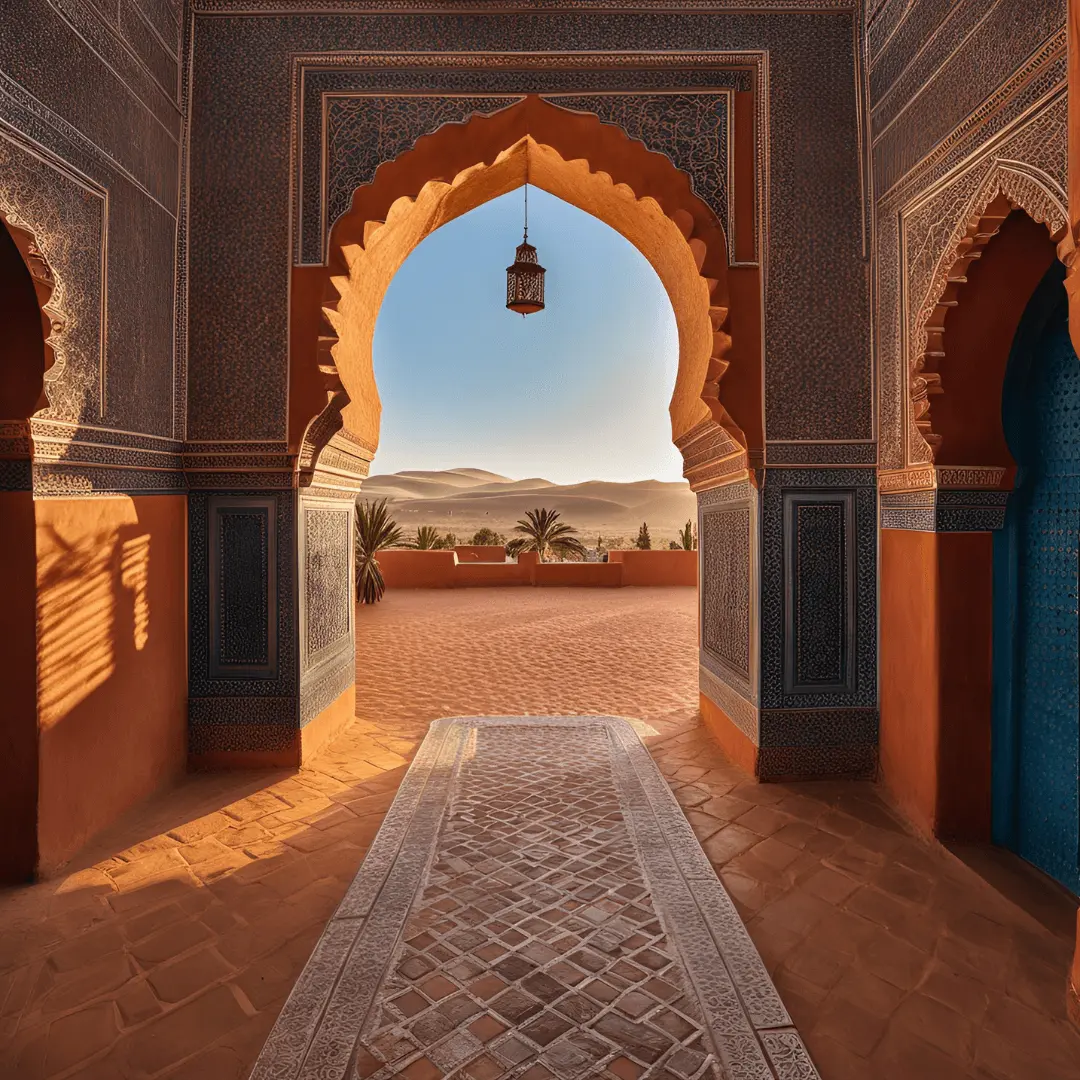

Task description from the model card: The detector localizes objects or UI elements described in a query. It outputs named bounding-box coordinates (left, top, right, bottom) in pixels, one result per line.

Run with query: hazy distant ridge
left=361, top=468, right=695, bottom=545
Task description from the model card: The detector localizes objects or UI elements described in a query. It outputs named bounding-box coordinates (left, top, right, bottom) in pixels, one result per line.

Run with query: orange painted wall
left=699, top=692, right=757, bottom=777
left=453, top=546, right=507, bottom=562
left=1071, top=909, right=1080, bottom=1025
left=34, top=496, right=188, bottom=874
left=607, top=549, right=697, bottom=586
left=879, top=528, right=994, bottom=840
left=533, top=561, right=623, bottom=587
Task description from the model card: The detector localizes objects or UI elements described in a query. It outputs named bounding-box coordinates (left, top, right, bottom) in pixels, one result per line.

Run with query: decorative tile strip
left=251, top=717, right=819, bottom=1080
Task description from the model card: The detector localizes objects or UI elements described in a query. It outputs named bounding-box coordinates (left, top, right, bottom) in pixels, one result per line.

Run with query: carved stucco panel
left=0, top=132, right=103, bottom=428
left=892, top=94, right=1068, bottom=467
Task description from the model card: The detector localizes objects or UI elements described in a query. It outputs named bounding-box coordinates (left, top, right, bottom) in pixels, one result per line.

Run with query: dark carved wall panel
left=700, top=504, right=751, bottom=682
left=782, top=492, right=855, bottom=695
left=760, top=468, right=876, bottom=711
left=189, top=490, right=298, bottom=746
left=209, top=498, right=277, bottom=676
left=186, top=11, right=870, bottom=447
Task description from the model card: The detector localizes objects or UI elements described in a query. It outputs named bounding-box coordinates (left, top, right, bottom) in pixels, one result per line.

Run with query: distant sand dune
left=361, top=468, right=696, bottom=546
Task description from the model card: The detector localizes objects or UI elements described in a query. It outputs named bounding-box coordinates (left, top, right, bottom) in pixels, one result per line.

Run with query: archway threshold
left=250, top=716, right=818, bottom=1080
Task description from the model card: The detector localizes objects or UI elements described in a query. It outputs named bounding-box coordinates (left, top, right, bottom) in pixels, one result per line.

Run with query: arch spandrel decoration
left=298, top=98, right=754, bottom=492
left=907, top=161, right=1068, bottom=467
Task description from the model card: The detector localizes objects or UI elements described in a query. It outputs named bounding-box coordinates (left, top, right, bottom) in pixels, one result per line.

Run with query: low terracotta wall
left=378, top=548, right=699, bottom=589
left=456, top=560, right=533, bottom=587
left=378, top=549, right=458, bottom=588
left=453, top=545, right=507, bottom=562
left=533, top=561, right=623, bottom=587
left=607, top=549, right=697, bottom=586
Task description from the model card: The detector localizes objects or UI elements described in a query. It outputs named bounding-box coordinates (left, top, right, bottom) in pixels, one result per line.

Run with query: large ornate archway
left=293, top=97, right=757, bottom=493
left=281, top=99, right=764, bottom=771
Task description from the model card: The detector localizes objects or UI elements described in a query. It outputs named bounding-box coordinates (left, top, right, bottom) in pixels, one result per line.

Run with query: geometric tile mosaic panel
left=251, top=717, right=818, bottom=1080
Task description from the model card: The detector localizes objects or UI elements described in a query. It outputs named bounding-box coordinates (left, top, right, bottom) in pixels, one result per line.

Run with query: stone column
left=697, top=467, right=878, bottom=781
left=185, top=433, right=366, bottom=767
left=877, top=468, right=1009, bottom=838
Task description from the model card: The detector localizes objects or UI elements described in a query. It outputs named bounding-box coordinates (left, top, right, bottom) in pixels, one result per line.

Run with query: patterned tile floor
left=252, top=717, right=815, bottom=1080
left=0, top=589, right=1077, bottom=1079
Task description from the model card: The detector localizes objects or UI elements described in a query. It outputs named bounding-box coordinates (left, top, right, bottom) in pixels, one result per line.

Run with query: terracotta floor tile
left=122, top=985, right=250, bottom=1076
left=701, top=824, right=761, bottom=865
left=890, top=992, right=975, bottom=1062
left=44, top=1002, right=118, bottom=1076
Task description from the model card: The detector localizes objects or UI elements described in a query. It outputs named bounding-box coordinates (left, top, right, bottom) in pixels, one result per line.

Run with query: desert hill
left=360, top=469, right=696, bottom=547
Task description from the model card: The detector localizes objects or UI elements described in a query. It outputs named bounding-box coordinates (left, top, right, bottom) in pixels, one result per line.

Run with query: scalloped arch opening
left=931, top=207, right=1059, bottom=471
left=295, top=97, right=758, bottom=490
left=0, top=212, right=58, bottom=421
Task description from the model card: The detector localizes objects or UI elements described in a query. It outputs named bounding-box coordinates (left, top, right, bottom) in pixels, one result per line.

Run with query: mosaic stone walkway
left=251, top=717, right=818, bottom=1080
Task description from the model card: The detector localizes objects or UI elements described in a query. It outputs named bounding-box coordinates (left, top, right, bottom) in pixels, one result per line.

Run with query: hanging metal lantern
left=506, top=183, right=545, bottom=316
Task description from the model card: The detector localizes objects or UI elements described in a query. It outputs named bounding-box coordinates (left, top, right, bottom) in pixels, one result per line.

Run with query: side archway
left=0, top=212, right=59, bottom=881
left=291, top=97, right=759, bottom=491
left=908, top=164, right=1068, bottom=466
left=881, top=168, right=1069, bottom=844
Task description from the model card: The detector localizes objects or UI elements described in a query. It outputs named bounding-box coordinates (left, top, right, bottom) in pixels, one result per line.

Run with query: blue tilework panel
left=997, top=266, right=1080, bottom=895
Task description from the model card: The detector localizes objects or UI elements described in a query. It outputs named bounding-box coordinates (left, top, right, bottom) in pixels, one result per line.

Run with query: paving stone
left=44, top=1003, right=117, bottom=1075
left=147, top=947, right=233, bottom=1004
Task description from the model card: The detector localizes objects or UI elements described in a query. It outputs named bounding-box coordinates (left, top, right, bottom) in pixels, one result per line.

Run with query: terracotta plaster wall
left=35, top=496, right=187, bottom=874
left=607, top=550, right=697, bottom=586
left=879, top=529, right=994, bottom=841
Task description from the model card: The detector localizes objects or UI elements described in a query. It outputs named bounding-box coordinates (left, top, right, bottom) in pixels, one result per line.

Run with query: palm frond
left=354, top=498, right=403, bottom=604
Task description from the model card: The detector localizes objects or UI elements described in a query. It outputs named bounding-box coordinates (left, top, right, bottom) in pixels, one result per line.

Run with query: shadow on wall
left=33, top=497, right=188, bottom=878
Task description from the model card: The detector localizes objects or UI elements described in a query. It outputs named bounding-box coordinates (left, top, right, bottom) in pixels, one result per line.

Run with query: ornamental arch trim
left=907, top=161, right=1068, bottom=465
left=297, top=97, right=755, bottom=492
left=0, top=207, right=65, bottom=421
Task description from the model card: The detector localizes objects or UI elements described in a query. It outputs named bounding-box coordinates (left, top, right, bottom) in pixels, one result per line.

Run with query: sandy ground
left=353, top=587, right=700, bottom=735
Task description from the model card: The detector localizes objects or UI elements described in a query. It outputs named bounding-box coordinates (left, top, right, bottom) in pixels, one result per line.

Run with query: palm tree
left=677, top=519, right=696, bottom=550
left=355, top=498, right=404, bottom=605
left=505, top=507, right=586, bottom=562
left=407, top=525, right=443, bottom=550
left=635, top=521, right=652, bottom=550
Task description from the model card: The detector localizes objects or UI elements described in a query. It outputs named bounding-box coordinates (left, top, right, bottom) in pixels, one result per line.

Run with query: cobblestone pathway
left=251, top=718, right=816, bottom=1080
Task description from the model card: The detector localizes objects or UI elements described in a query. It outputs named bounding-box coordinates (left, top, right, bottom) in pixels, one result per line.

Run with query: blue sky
left=370, top=187, right=684, bottom=485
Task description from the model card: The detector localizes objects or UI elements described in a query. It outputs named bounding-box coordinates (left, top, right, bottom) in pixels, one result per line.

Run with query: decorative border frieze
left=766, top=442, right=877, bottom=466
left=877, top=465, right=1007, bottom=492
left=880, top=488, right=1010, bottom=532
